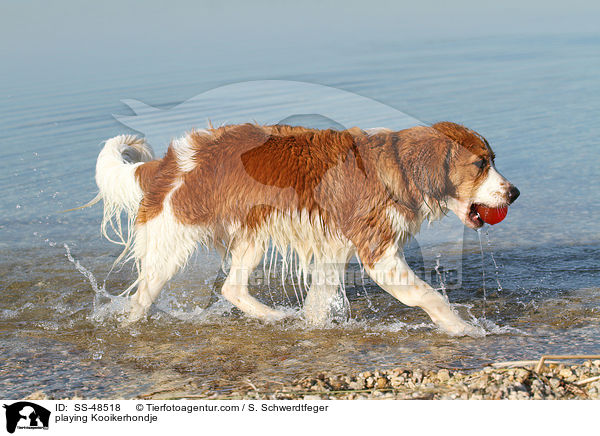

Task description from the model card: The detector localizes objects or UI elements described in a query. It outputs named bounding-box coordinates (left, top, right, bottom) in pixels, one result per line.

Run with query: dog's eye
left=473, top=159, right=487, bottom=170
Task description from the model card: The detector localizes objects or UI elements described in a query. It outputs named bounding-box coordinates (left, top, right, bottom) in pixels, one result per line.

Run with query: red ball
left=475, top=205, right=508, bottom=225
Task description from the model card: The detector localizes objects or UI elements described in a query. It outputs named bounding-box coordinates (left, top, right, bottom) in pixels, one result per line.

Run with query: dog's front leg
left=365, top=246, right=484, bottom=336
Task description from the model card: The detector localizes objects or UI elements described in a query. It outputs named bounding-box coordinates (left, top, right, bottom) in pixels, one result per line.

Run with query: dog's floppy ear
left=390, top=128, right=456, bottom=204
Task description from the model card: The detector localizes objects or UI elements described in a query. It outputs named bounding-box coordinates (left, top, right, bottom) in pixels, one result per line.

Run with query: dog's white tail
left=95, top=135, right=154, bottom=252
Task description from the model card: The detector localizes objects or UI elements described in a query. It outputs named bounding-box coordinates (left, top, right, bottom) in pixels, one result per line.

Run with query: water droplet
left=92, top=352, right=103, bottom=360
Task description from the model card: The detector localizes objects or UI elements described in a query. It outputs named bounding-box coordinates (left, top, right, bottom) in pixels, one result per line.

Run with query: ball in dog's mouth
left=469, top=203, right=508, bottom=227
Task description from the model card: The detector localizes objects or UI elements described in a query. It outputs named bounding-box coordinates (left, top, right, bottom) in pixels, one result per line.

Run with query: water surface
left=1, top=35, right=599, bottom=398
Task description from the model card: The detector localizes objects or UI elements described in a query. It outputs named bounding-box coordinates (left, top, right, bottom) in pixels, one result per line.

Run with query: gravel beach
left=24, top=360, right=600, bottom=400
left=204, top=360, right=600, bottom=400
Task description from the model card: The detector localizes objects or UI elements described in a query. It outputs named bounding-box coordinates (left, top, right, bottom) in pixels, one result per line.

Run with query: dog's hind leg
left=128, top=214, right=199, bottom=323
left=303, top=248, right=352, bottom=325
left=221, top=238, right=285, bottom=321
left=364, top=245, right=484, bottom=337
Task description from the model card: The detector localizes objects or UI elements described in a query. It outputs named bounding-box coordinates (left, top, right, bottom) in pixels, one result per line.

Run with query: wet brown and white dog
left=94, top=122, right=519, bottom=335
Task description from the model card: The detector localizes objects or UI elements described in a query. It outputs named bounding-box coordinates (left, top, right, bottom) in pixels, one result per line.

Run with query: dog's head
left=432, top=122, right=520, bottom=229
left=374, top=122, right=519, bottom=229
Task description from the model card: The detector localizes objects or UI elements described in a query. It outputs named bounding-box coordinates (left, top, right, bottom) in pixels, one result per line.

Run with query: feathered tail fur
left=94, top=135, right=154, bottom=257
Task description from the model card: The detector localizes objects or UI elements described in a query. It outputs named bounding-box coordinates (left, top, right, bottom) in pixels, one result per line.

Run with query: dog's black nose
left=508, top=185, right=520, bottom=204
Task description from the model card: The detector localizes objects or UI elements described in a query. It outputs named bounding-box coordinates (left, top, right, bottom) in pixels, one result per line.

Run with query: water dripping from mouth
left=477, top=229, right=487, bottom=320
left=484, top=229, right=504, bottom=292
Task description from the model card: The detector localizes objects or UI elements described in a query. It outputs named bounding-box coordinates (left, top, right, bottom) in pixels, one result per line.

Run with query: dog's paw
left=262, top=309, right=288, bottom=323
left=459, top=323, right=486, bottom=338
left=121, top=304, right=147, bottom=326
left=439, top=320, right=486, bottom=338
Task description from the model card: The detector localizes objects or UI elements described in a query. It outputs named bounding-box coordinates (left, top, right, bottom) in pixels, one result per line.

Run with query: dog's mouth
left=467, top=203, right=485, bottom=229
left=447, top=199, right=510, bottom=229
left=466, top=202, right=510, bottom=228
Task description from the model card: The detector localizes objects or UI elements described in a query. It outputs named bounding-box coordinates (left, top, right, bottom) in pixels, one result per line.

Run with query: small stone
left=515, top=369, right=530, bottom=382
left=476, top=374, right=490, bottom=389
left=349, top=381, right=364, bottom=390
left=559, top=368, right=573, bottom=379
left=330, top=379, right=344, bottom=391
left=376, top=377, right=388, bottom=389
left=549, top=378, right=561, bottom=389
left=412, top=370, right=423, bottom=384
left=437, top=369, right=450, bottom=382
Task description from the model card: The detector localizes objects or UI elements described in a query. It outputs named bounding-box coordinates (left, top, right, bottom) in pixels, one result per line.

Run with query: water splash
left=477, top=318, right=528, bottom=336
left=356, top=257, right=379, bottom=313
left=434, top=254, right=449, bottom=300
left=63, top=243, right=130, bottom=323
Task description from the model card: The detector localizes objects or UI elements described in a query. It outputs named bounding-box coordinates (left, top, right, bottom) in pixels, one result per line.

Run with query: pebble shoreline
left=194, top=360, right=600, bottom=400
left=24, top=360, right=600, bottom=400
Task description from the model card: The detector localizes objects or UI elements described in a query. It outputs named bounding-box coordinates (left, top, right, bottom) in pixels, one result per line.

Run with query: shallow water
left=1, top=34, right=600, bottom=398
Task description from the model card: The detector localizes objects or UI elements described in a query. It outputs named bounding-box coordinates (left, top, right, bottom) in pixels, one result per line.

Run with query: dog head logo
left=3, top=402, right=50, bottom=433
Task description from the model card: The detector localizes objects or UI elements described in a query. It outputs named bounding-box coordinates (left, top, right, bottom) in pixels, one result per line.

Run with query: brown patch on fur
left=136, top=147, right=180, bottom=224
left=133, top=122, right=495, bottom=266
left=134, top=160, right=160, bottom=194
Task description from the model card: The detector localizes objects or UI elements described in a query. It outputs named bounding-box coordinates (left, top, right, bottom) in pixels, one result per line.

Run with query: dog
left=92, top=122, right=519, bottom=335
